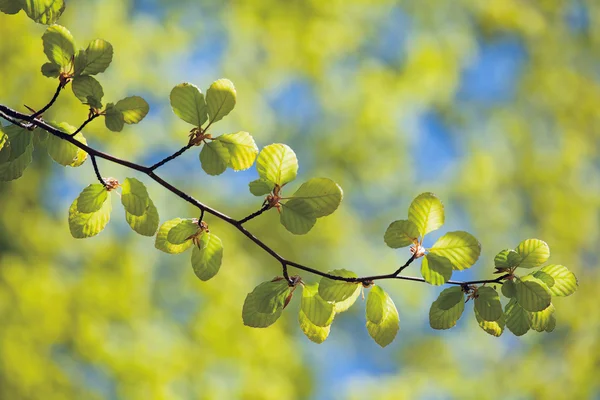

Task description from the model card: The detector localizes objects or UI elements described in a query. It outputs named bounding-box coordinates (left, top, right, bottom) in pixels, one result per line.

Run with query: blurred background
left=1, top=0, right=599, bottom=398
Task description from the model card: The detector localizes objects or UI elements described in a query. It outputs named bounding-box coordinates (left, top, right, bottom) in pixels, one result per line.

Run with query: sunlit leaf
left=242, top=279, right=290, bottom=328
left=429, top=231, right=481, bottom=270
left=125, top=199, right=159, bottom=237
left=545, top=313, right=557, bottom=333
left=474, top=286, right=503, bottom=322
left=515, top=239, right=550, bottom=269
left=41, top=62, right=60, bottom=78
left=291, top=178, right=343, bottom=218
left=501, top=280, right=516, bottom=298
left=155, top=218, right=195, bottom=254
left=68, top=191, right=112, bottom=238
left=23, top=0, right=65, bottom=25
left=533, top=265, right=577, bottom=297
left=248, top=178, right=274, bottom=196
left=215, top=131, right=258, bottom=171
left=0, top=0, right=21, bottom=14
left=206, top=78, right=236, bottom=123
left=166, top=219, right=200, bottom=244
left=515, top=275, right=551, bottom=312
left=528, top=303, right=555, bottom=332
left=199, top=140, right=229, bottom=176
left=494, top=249, right=521, bottom=270
left=318, top=269, right=360, bottom=308
left=421, top=253, right=453, bottom=285
left=256, top=143, right=298, bottom=186
left=104, top=103, right=124, bottom=132
left=298, top=310, right=330, bottom=344
left=280, top=198, right=316, bottom=235
left=384, top=219, right=419, bottom=249
left=429, top=286, right=465, bottom=330
left=191, top=233, right=223, bottom=281
left=475, top=307, right=505, bottom=337
left=121, top=177, right=149, bottom=216
left=80, top=39, right=113, bottom=75
left=366, top=285, right=399, bottom=347
left=45, top=122, right=88, bottom=167
left=169, top=83, right=208, bottom=126
left=72, top=75, right=103, bottom=107
left=408, top=192, right=444, bottom=237
left=76, top=184, right=108, bottom=213
left=505, top=298, right=530, bottom=336
left=0, top=125, right=33, bottom=181
left=301, top=283, right=334, bottom=327
left=42, top=24, right=74, bottom=68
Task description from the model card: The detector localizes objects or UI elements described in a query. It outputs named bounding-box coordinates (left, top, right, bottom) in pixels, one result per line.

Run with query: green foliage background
left=1, top=0, right=599, bottom=398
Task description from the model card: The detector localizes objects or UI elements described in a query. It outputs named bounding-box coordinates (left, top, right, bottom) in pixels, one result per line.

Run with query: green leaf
left=104, top=103, right=124, bottom=132
left=45, top=122, right=88, bottom=167
left=191, top=233, right=223, bottom=281
left=501, top=280, right=517, bottom=298
left=515, top=275, right=551, bottom=312
left=505, top=298, right=530, bottom=336
left=42, top=24, right=75, bottom=68
left=68, top=191, right=112, bottom=238
left=384, top=219, right=419, bottom=249
left=280, top=198, right=317, bottom=235
left=545, top=313, right=556, bottom=333
left=256, top=143, right=298, bottom=186
left=318, top=269, right=361, bottom=307
left=72, top=75, right=104, bottom=107
left=199, top=140, right=230, bottom=176
left=80, top=39, right=113, bottom=75
left=429, top=287, right=465, bottom=330
left=155, top=218, right=195, bottom=254
left=166, top=219, right=200, bottom=244
left=301, top=283, right=335, bottom=327
left=206, top=78, right=236, bottom=123
left=408, top=192, right=444, bottom=237
left=249, top=178, right=275, bottom=196
left=22, top=0, right=65, bottom=25
left=515, top=239, right=550, bottom=269
left=215, top=132, right=258, bottom=171
left=0, top=0, right=22, bottom=14
left=169, top=83, right=208, bottom=126
left=125, top=198, right=159, bottom=236
left=0, top=128, right=6, bottom=154
left=0, top=125, right=34, bottom=181
left=366, top=286, right=400, bottom=347
left=41, top=62, right=60, bottom=78
left=73, top=49, right=86, bottom=76
left=298, top=310, right=330, bottom=344
left=421, top=253, right=453, bottom=285
left=332, top=288, right=361, bottom=313
left=494, top=249, right=521, bottom=270
left=528, top=303, right=555, bottom=332
left=115, top=96, right=149, bottom=124
left=120, top=177, right=149, bottom=216
left=475, top=308, right=505, bottom=337
left=534, top=265, right=577, bottom=297
left=429, top=231, right=481, bottom=271
left=474, top=286, right=503, bottom=322
left=242, top=279, right=290, bottom=328
left=76, top=184, right=108, bottom=213
left=290, top=178, right=343, bottom=218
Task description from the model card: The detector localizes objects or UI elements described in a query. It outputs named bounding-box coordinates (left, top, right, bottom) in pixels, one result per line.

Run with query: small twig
left=31, top=82, right=64, bottom=119
left=237, top=204, right=270, bottom=225
left=90, top=155, right=106, bottom=187
left=70, top=113, right=100, bottom=137
left=199, top=208, right=205, bottom=222
left=149, top=143, right=194, bottom=171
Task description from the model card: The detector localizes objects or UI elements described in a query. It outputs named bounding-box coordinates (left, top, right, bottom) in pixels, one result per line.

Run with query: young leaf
left=515, top=275, right=551, bottom=312
left=505, top=298, right=530, bottom=336
left=22, top=0, right=65, bottom=24
left=494, top=249, right=521, bottom=270
left=545, top=313, right=557, bottom=333
left=115, top=96, right=149, bottom=124
left=408, top=192, right=444, bottom=237
left=249, top=178, right=275, bottom=196
left=215, top=132, right=258, bottom=171
left=256, top=143, right=298, bottom=186
left=0, top=125, right=33, bottom=181
left=501, top=280, right=516, bottom=298
left=76, top=184, right=108, bottom=213
left=242, top=279, right=291, bottom=328
left=533, top=265, right=577, bottom=297
left=280, top=198, right=317, bottom=235
left=421, top=253, right=453, bottom=285
left=298, top=310, right=331, bottom=344
left=73, top=49, right=86, bottom=76
left=528, top=303, right=555, bottom=332
left=104, top=103, right=125, bottom=132
left=169, top=83, right=208, bottom=126
left=429, top=287, right=465, bottom=330
left=384, top=219, right=419, bottom=249
left=191, top=233, right=223, bottom=281
left=206, top=78, right=236, bottom=123
left=42, top=24, right=75, bottom=68
left=45, top=122, right=88, bottom=167
left=80, top=39, right=113, bottom=75
left=41, top=62, right=60, bottom=78
left=474, top=286, right=503, bottom=322
left=318, top=269, right=361, bottom=306
left=301, top=283, right=335, bottom=327
left=166, top=219, right=200, bottom=244
left=155, top=218, right=195, bottom=254
left=290, top=178, right=343, bottom=218
left=199, top=140, right=230, bottom=176
left=68, top=191, right=112, bottom=238
left=429, top=231, right=481, bottom=270
left=125, top=199, right=159, bottom=236
left=121, top=177, right=149, bottom=216
left=0, top=0, right=21, bottom=14
left=366, top=286, right=400, bottom=347
left=72, top=75, right=104, bottom=107
left=475, top=308, right=505, bottom=337
left=515, top=239, right=550, bottom=269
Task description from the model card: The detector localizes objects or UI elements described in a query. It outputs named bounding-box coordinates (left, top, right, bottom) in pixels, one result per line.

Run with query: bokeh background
left=1, top=0, right=599, bottom=398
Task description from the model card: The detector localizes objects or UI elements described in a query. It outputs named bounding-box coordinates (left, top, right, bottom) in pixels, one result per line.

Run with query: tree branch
left=149, top=142, right=195, bottom=171
left=0, top=103, right=509, bottom=290
left=70, top=113, right=100, bottom=137
left=90, top=155, right=107, bottom=188
left=30, top=82, right=65, bottom=119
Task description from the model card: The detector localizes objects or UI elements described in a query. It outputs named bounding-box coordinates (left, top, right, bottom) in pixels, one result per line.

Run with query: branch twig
left=30, top=82, right=65, bottom=119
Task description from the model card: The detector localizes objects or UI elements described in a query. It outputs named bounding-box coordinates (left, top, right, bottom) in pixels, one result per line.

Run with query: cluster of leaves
left=0, top=0, right=65, bottom=25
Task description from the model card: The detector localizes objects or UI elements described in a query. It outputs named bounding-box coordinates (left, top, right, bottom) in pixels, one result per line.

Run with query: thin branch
left=0, top=103, right=510, bottom=290
left=31, top=82, right=65, bottom=119
left=90, top=155, right=106, bottom=187
left=70, top=113, right=100, bottom=137
left=149, top=143, right=194, bottom=171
